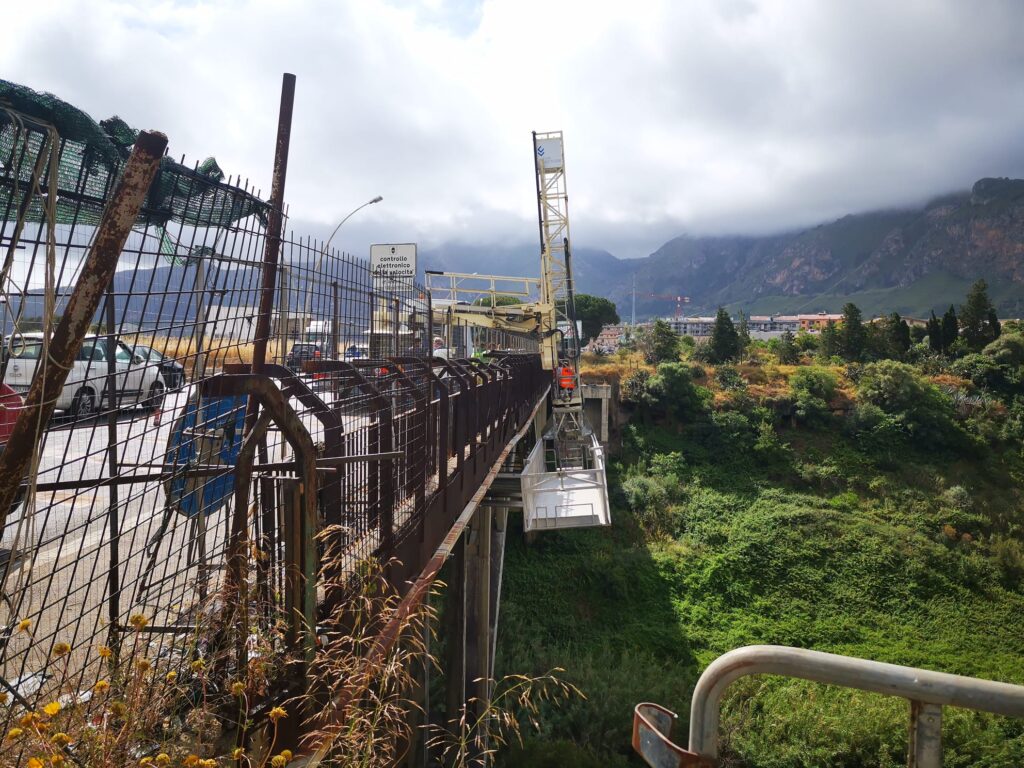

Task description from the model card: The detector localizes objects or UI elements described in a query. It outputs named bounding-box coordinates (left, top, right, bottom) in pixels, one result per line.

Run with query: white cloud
left=4, top=0, right=1024, bottom=258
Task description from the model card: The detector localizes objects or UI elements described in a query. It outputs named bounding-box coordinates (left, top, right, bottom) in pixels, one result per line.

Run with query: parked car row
left=1, top=333, right=188, bottom=418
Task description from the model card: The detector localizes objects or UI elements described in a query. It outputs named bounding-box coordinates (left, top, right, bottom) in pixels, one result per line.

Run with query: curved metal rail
left=634, top=644, right=1024, bottom=768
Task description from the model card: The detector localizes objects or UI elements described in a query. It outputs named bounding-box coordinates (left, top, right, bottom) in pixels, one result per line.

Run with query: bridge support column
left=444, top=532, right=468, bottom=730
left=465, top=507, right=493, bottom=718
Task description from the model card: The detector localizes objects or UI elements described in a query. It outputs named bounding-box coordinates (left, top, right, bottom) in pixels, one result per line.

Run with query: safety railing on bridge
left=633, top=645, right=1024, bottom=768
left=0, top=80, right=544, bottom=755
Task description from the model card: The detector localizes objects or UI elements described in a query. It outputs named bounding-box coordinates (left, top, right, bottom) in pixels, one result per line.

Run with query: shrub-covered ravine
left=495, top=321, right=1024, bottom=766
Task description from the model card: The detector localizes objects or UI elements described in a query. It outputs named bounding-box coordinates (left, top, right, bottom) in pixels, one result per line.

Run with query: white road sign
left=371, top=243, right=417, bottom=279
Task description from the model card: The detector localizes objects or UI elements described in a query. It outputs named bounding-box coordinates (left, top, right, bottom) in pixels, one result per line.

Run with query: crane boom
left=425, top=131, right=611, bottom=532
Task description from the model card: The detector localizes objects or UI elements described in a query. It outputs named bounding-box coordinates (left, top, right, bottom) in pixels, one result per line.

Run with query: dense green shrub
left=952, top=353, right=1017, bottom=396
left=857, top=360, right=959, bottom=445
left=715, top=364, right=746, bottom=391
left=791, top=366, right=838, bottom=401
left=983, top=332, right=1024, bottom=366
left=644, top=362, right=712, bottom=423
left=790, top=366, right=837, bottom=426
left=620, top=369, right=651, bottom=405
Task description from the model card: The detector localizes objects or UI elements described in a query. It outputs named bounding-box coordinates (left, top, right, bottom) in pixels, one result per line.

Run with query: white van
left=3, top=333, right=165, bottom=418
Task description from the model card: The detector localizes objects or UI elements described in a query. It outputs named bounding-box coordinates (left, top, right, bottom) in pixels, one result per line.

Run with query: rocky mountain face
left=616, top=177, right=1024, bottom=319
left=423, top=177, right=1024, bottom=319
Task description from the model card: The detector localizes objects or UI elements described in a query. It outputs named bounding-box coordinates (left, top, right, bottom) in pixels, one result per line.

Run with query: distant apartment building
left=666, top=311, right=843, bottom=339
left=587, top=324, right=627, bottom=353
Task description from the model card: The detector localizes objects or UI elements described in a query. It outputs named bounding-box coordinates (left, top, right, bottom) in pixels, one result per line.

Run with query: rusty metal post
left=104, top=289, right=122, bottom=649
left=0, top=130, right=167, bottom=535
left=249, top=72, right=295, bottom=380
left=392, top=297, right=400, bottom=357
left=332, top=280, right=340, bottom=358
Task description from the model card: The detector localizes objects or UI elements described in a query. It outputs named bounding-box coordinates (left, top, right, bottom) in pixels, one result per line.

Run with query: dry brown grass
left=128, top=336, right=291, bottom=377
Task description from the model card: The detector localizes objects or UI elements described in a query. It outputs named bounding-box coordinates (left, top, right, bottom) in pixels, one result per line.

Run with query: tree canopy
left=574, top=294, right=620, bottom=343
left=638, top=319, right=681, bottom=364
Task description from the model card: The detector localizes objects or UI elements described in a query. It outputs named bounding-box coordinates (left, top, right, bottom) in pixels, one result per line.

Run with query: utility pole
left=631, top=273, right=636, bottom=326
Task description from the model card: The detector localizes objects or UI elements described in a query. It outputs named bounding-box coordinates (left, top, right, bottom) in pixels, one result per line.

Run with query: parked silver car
left=3, top=333, right=165, bottom=418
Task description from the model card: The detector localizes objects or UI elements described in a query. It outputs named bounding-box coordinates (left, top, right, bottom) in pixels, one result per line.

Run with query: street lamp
left=322, top=195, right=383, bottom=257
left=300, top=195, right=383, bottom=348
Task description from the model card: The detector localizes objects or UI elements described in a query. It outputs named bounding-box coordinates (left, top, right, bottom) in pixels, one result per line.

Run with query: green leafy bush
left=620, top=369, right=651, bottom=404
left=857, top=360, right=960, bottom=445
left=791, top=366, right=838, bottom=401
left=715, top=364, right=746, bottom=390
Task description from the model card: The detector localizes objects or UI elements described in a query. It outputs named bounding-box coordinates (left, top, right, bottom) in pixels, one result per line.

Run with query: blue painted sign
left=165, top=392, right=246, bottom=517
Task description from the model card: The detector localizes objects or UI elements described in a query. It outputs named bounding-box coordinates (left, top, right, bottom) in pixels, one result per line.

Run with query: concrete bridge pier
left=435, top=500, right=509, bottom=765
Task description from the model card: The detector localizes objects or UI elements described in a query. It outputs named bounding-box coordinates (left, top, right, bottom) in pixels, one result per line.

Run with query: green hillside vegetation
left=496, top=287, right=1024, bottom=767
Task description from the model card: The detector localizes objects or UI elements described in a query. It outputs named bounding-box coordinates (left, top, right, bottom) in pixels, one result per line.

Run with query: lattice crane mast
left=426, top=133, right=610, bottom=532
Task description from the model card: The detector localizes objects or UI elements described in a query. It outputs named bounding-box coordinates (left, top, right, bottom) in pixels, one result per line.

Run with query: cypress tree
left=820, top=320, right=839, bottom=358
left=988, top=307, right=1002, bottom=341
left=838, top=303, right=866, bottom=361
left=941, top=305, right=959, bottom=352
left=927, top=311, right=943, bottom=352
left=709, top=307, right=740, bottom=363
left=960, top=280, right=995, bottom=350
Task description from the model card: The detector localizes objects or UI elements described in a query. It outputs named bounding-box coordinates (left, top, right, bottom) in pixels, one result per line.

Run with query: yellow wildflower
left=98, top=645, right=113, bottom=659
left=51, top=732, right=71, bottom=747
left=280, top=750, right=292, bottom=761
left=50, top=756, right=65, bottom=766
left=199, top=760, right=217, bottom=768
left=27, top=758, right=43, bottom=768
left=94, top=680, right=110, bottom=694
left=42, top=701, right=61, bottom=717
left=271, top=757, right=286, bottom=768
left=230, top=681, right=245, bottom=697
left=0, top=691, right=8, bottom=704
left=19, top=712, right=36, bottom=726
left=52, top=642, right=71, bottom=657
left=5, top=727, right=23, bottom=740
left=182, top=755, right=200, bottom=767
left=190, top=659, right=205, bottom=673
left=136, top=658, right=152, bottom=673
left=231, top=748, right=245, bottom=759
left=155, top=755, right=171, bottom=766
left=268, top=706, right=287, bottom=722
left=129, top=614, right=149, bottom=631
left=139, top=759, right=154, bottom=766
left=17, top=618, right=31, bottom=633
left=165, top=670, right=177, bottom=682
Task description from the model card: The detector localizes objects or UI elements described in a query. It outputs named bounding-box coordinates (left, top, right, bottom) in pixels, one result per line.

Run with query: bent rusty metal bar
left=200, top=373, right=319, bottom=662
left=0, top=130, right=168, bottom=536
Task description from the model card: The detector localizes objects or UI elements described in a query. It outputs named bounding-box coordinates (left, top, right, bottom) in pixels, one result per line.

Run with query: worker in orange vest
left=556, top=365, right=576, bottom=400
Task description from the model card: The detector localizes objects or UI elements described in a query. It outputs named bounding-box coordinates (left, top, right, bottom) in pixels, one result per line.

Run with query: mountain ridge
left=427, top=177, right=1024, bottom=319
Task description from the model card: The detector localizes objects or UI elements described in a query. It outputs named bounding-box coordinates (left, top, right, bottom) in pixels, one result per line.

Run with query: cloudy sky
left=5, top=0, right=1024, bottom=259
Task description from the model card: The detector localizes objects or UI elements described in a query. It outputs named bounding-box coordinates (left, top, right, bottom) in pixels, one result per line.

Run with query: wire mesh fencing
left=0, top=93, right=544, bottom=744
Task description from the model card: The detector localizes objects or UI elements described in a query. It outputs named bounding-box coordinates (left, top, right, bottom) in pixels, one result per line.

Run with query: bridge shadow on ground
left=489, top=501, right=696, bottom=767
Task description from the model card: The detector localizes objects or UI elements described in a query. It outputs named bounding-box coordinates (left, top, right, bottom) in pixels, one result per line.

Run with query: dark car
left=285, top=342, right=329, bottom=373
left=133, top=345, right=186, bottom=390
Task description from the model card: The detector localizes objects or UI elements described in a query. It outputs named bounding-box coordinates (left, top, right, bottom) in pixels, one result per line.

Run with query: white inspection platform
left=521, top=433, right=611, bottom=532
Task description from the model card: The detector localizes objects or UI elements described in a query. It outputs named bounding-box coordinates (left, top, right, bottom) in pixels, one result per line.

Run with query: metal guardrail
left=634, top=644, right=1024, bottom=768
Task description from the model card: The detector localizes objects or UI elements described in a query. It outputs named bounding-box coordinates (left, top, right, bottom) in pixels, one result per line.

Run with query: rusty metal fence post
left=0, top=130, right=168, bottom=534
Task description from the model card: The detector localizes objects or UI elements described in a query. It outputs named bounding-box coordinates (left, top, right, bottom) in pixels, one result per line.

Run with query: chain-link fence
left=0, top=83, right=543, bottom=746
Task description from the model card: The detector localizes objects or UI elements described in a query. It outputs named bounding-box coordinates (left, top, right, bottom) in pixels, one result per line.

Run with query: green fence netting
left=0, top=79, right=270, bottom=237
